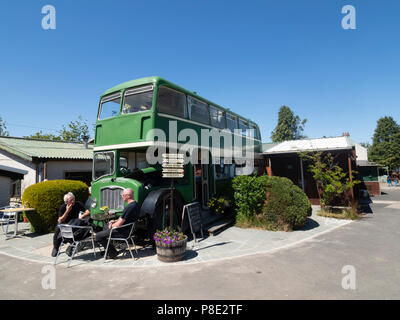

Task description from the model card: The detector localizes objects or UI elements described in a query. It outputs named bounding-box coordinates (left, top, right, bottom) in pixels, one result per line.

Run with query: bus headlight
left=91, top=197, right=97, bottom=208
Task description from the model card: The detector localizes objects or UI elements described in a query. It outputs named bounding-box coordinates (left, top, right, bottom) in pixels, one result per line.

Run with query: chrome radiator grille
left=101, top=187, right=124, bottom=210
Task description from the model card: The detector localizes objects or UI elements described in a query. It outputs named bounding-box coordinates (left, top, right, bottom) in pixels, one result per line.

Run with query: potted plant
left=153, top=227, right=187, bottom=262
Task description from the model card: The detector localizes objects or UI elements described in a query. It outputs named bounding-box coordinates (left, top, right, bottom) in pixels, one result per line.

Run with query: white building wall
left=0, top=176, right=11, bottom=207
left=355, top=143, right=368, bottom=161
left=46, top=160, right=92, bottom=180
left=0, top=150, right=37, bottom=194
left=0, top=150, right=92, bottom=196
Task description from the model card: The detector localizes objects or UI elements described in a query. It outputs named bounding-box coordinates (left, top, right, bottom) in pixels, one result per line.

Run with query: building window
left=10, top=179, right=21, bottom=198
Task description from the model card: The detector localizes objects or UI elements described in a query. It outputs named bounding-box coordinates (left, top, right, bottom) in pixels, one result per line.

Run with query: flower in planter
left=100, top=206, right=109, bottom=213
left=153, top=227, right=186, bottom=245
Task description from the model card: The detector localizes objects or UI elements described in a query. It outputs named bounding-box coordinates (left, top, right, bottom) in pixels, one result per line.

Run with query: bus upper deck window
left=239, top=119, right=249, bottom=136
left=99, top=93, right=121, bottom=120
left=122, top=85, right=154, bottom=114
left=188, top=96, right=209, bottom=125
left=157, top=86, right=187, bottom=118
left=226, top=113, right=238, bottom=132
left=210, top=106, right=225, bottom=129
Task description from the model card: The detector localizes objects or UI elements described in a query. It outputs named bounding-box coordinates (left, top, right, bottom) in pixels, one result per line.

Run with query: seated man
left=95, top=188, right=140, bottom=259
left=51, top=192, right=91, bottom=257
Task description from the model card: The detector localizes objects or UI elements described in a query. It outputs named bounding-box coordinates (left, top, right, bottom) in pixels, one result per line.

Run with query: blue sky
left=0, top=0, right=399, bottom=144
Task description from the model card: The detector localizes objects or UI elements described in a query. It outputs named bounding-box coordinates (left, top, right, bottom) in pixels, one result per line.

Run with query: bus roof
left=101, top=76, right=259, bottom=128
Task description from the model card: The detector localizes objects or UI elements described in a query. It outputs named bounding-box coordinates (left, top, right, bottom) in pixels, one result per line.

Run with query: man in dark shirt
left=51, top=192, right=91, bottom=257
left=95, top=188, right=140, bottom=259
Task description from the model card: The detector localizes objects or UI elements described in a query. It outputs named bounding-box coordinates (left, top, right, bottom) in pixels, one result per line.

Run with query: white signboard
left=162, top=154, right=185, bottom=178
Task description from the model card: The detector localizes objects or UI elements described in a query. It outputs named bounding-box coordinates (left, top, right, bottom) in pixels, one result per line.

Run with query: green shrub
left=263, top=176, right=312, bottom=231
left=208, top=196, right=231, bottom=215
left=232, top=175, right=269, bottom=220
left=232, top=175, right=312, bottom=232
left=21, top=180, right=89, bottom=233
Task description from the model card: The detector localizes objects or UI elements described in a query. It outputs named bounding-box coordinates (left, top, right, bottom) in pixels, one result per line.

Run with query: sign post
left=162, top=154, right=184, bottom=228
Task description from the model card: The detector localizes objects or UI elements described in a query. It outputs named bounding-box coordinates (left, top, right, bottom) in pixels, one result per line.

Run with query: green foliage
left=369, top=116, right=400, bottom=171
left=208, top=196, right=231, bottom=215
left=0, top=116, right=9, bottom=136
left=263, top=176, right=312, bottom=231
left=232, top=175, right=311, bottom=231
left=58, top=115, right=90, bottom=143
left=299, top=152, right=360, bottom=208
left=21, top=180, right=89, bottom=233
left=232, top=175, right=269, bottom=219
left=23, top=115, right=92, bottom=143
left=24, top=130, right=62, bottom=141
left=271, top=106, right=307, bottom=142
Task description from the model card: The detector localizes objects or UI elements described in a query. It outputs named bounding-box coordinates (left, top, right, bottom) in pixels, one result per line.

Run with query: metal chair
left=104, top=222, right=138, bottom=261
left=54, top=224, right=97, bottom=268
left=0, top=206, right=18, bottom=238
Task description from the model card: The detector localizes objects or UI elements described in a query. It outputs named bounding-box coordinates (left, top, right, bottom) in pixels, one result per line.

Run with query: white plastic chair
left=54, top=224, right=97, bottom=268
left=0, top=206, right=18, bottom=238
left=104, top=222, right=138, bottom=261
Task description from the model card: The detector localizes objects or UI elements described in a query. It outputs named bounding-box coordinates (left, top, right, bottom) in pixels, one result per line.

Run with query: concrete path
left=0, top=207, right=350, bottom=268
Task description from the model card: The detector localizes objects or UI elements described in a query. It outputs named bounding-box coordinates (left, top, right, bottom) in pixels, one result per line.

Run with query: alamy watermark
left=341, top=5, right=356, bottom=30
left=144, top=121, right=256, bottom=174
left=341, top=265, right=356, bottom=290
left=41, top=265, right=56, bottom=290
left=41, top=5, right=56, bottom=30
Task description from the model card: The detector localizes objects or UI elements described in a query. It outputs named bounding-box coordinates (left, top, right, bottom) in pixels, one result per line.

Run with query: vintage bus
left=90, top=76, right=263, bottom=234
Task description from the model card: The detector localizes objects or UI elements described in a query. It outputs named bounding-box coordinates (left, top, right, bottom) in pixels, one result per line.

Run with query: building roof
left=262, top=142, right=279, bottom=152
left=357, top=160, right=380, bottom=167
left=263, top=136, right=355, bottom=155
left=0, top=137, right=93, bottom=161
left=0, top=165, right=28, bottom=175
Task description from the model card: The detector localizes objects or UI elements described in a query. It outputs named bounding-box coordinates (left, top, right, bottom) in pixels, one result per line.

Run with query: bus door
left=194, top=163, right=210, bottom=209
left=201, top=164, right=209, bottom=208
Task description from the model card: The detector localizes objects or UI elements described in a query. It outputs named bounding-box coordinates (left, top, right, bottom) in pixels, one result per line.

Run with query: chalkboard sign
left=181, top=202, right=204, bottom=244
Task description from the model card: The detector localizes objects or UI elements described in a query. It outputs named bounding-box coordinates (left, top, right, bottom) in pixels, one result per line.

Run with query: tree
left=369, top=116, right=400, bottom=171
left=0, top=116, right=10, bottom=136
left=24, top=130, right=61, bottom=141
left=58, top=116, right=90, bottom=143
left=24, top=116, right=92, bottom=143
left=299, top=152, right=359, bottom=209
left=271, top=106, right=307, bottom=142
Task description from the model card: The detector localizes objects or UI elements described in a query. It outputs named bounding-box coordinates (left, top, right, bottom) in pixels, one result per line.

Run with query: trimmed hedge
left=263, top=176, right=312, bottom=231
left=21, top=180, right=89, bottom=233
left=232, top=175, right=312, bottom=231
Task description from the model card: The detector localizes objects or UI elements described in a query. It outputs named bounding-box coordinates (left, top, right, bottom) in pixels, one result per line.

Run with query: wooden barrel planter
left=155, top=236, right=187, bottom=262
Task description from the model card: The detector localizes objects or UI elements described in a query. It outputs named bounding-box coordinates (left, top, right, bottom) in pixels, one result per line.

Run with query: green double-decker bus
left=90, top=76, right=263, bottom=234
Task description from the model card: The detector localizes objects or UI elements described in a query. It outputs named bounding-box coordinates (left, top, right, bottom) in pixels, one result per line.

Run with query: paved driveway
left=0, top=188, right=399, bottom=299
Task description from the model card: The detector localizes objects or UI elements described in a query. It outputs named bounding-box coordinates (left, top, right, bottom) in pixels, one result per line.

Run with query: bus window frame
left=187, top=95, right=210, bottom=125
left=210, top=105, right=226, bottom=129
left=239, top=118, right=249, bottom=136
left=156, top=86, right=188, bottom=119
left=98, top=92, right=122, bottom=120
left=93, top=150, right=116, bottom=181
left=121, top=84, right=154, bottom=116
